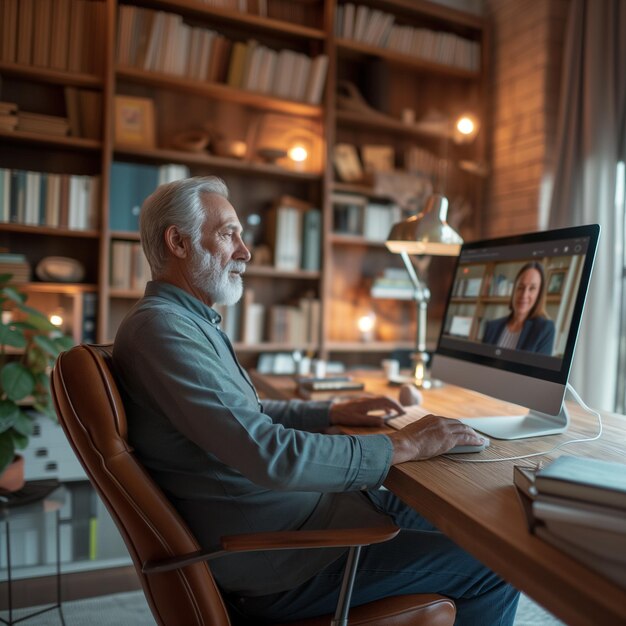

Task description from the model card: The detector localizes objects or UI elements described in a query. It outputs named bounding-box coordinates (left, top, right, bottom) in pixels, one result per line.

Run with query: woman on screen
left=482, top=261, right=555, bottom=355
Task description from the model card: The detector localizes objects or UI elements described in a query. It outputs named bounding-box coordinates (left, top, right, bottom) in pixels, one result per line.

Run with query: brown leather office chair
left=51, top=344, right=455, bottom=626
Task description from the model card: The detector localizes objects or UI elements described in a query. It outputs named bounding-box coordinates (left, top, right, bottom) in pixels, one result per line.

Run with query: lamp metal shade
left=386, top=194, right=463, bottom=256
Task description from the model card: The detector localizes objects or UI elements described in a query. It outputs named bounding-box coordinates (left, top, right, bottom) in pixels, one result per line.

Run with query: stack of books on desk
left=513, top=456, right=626, bottom=588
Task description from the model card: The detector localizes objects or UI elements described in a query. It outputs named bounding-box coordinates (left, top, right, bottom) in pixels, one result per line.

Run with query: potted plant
left=0, top=274, right=73, bottom=490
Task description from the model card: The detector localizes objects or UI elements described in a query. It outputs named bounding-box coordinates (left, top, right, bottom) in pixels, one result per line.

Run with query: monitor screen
left=431, top=224, right=599, bottom=439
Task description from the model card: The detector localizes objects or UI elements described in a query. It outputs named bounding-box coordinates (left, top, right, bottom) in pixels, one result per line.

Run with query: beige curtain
left=548, top=0, right=626, bottom=411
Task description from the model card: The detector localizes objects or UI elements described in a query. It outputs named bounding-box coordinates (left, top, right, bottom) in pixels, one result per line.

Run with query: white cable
left=443, top=383, right=603, bottom=463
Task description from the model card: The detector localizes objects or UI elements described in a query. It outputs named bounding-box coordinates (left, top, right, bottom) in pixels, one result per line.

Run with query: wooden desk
left=250, top=370, right=626, bottom=626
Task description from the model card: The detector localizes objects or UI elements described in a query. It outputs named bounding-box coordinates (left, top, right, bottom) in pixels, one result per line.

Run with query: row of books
left=335, top=3, right=481, bottom=72
left=216, top=287, right=321, bottom=346
left=267, top=196, right=321, bottom=272
left=0, top=168, right=100, bottom=231
left=0, top=252, right=31, bottom=283
left=0, top=0, right=106, bottom=74
left=332, top=192, right=401, bottom=242
left=109, top=162, right=190, bottom=232
left=514, top=456, right=626, bottom=588
left=115, top=5, right=329, bottom=104
left=110, top=241, right=151, bottom=293
left=1, top=101, right=72, bottom=138
left=371, top=267, right=414, bottom=300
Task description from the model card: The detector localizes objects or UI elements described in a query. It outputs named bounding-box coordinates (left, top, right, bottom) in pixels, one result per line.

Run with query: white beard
left=190, top=243, right=245, bottom=306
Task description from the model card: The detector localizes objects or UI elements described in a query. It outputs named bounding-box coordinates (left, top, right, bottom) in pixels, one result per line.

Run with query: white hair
left=139, top=176, right=229, bottom=277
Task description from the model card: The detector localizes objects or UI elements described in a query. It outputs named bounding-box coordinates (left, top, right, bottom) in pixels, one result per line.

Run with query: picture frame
left=114, top=96, right=156, bottom=148
left=547, top=269, right=566, bottom=295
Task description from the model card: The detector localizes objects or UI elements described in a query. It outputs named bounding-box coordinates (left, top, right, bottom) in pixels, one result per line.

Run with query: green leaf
left=0, top=273, right=14, bottom=285
left=21, top=312, right=57, bottom=332
left=1, top=285, right=26, bottom=304
left=1, top=362, right=35, bottom=401
left=0, top=401, right=19, bottom=433
left=53, top=335, right=75, bottom=351
left=0, top=323, right=27, bottom=349
left=35, top=372, right=51, bottom=392
left=12, top=410, right=34, bottom=437
left=34, top=334, right=62, bottom=357
left=33, top=402, right=56, bottom=420
left=0, top=433, right=15, bottom=474
left=11, top=430, right=28, bottom=450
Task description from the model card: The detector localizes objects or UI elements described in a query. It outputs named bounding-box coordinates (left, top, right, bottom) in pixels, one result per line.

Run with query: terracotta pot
left=0, top=454, right=25, bottom=492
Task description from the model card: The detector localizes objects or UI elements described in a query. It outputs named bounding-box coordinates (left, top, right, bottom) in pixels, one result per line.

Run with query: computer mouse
left=399, top=384, right=423, bottom=407
left=446, top=437, right=490, bottom=454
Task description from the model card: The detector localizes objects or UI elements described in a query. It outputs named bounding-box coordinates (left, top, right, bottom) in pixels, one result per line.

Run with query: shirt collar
left=144, top=281, right=222, bottom=326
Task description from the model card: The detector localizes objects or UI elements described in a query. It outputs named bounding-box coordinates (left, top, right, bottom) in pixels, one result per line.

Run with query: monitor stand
left=459, top=404, right=570, bottom=440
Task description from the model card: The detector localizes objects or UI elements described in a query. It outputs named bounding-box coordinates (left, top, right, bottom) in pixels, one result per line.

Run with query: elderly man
left=112, top=176, right=519, bottom=624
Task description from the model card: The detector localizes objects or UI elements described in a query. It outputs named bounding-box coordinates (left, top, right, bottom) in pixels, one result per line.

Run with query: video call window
left=440, top=246, right=587, bottom=369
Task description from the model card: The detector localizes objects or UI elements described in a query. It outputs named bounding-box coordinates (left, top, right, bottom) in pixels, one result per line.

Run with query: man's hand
left=388, top=413, right=485, bottom=463
left=329, top=396, right=405, bottom=428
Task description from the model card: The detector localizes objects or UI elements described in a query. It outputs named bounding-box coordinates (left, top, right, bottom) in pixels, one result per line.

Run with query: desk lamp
left=385, top=193, right=463, bottom=388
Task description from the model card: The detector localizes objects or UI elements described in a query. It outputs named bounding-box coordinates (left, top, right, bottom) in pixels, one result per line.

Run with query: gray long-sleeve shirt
left=112, top=281, right=394, bottom=596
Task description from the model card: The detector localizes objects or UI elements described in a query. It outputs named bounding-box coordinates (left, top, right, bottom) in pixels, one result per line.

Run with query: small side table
left=0, top=480, right=66, bottom=626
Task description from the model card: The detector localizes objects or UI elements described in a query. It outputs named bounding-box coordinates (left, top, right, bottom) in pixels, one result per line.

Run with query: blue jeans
left=234, top=490, right=520, bottom=625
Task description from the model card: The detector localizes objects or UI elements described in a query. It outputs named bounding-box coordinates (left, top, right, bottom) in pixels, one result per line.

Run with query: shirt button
left=360, top=484, right=368, bottom=490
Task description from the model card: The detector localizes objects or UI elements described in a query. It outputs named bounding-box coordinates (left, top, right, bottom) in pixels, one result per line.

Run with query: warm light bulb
left=456, top=116, right=475, bottom=136
left=357, top=314, right=376, bottom=341
left=288, top=144, right=308, bottom=162
left=50, top=314, right=64, bottom=327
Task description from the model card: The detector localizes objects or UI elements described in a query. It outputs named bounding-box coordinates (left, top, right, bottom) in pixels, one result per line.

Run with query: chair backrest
left=51, top=344, right=231, bottom=626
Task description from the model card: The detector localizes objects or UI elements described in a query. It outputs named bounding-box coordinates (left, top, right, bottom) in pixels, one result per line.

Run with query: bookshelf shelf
left=0, top=62, right=104, bottom=88
left=144, top=0, right=325, bottom=40
left=326, top=341, right=416, bottom=353
left=116, top=67, right=324, bottom=118
left=22, top=282, right=99, bottom=294
left=110, top=231, right=141, bottom=241
left=246, top=266, right=321, bottom=280
left=113, top=145, right=322, bottom=180
left=363, top=0, right=484, bottom=29
left=0, top=224, right=100, bottom=239
left=0, top=129, right=102, bottom=152
left=109, top=289, right=144, bottom=299
left=336, top=110, right=448, bottom=140
left=329, top=234, right=388, bottom=248
left=335, top=40, right=480, bottom=79
left=331, top=182, right=377, bottom=196
left=233, top=342, right=318, bottom=353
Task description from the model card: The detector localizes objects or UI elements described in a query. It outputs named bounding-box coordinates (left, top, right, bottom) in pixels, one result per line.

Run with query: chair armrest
left=142, top=524, right=399, bottom=574
left=221, top=524, right=400, bottom=552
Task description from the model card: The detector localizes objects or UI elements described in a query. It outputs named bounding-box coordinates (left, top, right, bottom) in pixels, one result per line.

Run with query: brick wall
left=483, top=0, right=569, bottom=237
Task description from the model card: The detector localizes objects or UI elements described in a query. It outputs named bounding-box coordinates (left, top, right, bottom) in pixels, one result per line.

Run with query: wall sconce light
left=287, top=137, right=312, bottom=170
left=357, top=313, right=376, bottom=342
left=452, top=113, right=480, bottom=144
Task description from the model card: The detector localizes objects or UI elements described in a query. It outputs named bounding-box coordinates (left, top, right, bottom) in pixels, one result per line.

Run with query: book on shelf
left=72, top=292, right=97, bottom=344
left=0, top=168, right=97, bottom=231
left=16, top=112, right=70, bottom=137
left=363, top=202, right=401, bottom=242
left=0, top=252, right=31, bottom=283
left=265, top=195, right=312, bottom=271
left=110, top=241, right=150, bottom=292
left=332, top=193, right=366, bottom=236
left=535, top=456, right=626, bottom=509
left=301, top=209, right=321, bottom=272
left=241, top=290, right=265, bottom=344
left=109, top=162, right=189, bottom=232
left=333, top=144, right=364, bottom=183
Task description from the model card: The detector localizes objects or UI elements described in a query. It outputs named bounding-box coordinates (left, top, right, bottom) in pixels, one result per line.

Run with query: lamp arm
left=399, top=252, right=430, bottom=302
left=400, top=252, right=431, bottom=355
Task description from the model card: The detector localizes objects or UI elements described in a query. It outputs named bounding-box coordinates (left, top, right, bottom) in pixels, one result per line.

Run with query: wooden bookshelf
left=0, top=0, right=488, bottom=369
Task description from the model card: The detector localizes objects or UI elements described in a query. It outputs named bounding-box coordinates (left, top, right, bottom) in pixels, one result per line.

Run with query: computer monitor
left=431, top=224, right=600, bottom=439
